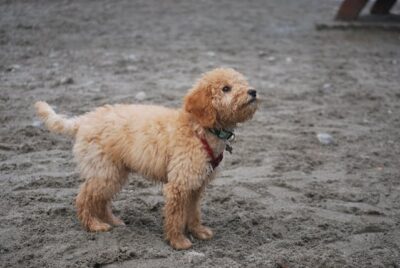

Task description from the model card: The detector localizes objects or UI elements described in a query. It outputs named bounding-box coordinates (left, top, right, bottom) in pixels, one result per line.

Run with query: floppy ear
left=184, top=84, right=216, bottom=128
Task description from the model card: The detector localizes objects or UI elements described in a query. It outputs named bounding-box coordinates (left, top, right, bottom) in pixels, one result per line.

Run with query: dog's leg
left=76, top=179, right=112, bottom=232
left=75, top=167, right=128, bottom=232
left=163, top=182, right=192, bottom=250
left=187, top=186, right=213, bottom=240
left=104, top=201, right=125, bottom=226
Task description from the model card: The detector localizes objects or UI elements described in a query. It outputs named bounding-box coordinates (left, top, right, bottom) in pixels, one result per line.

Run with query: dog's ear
left=184, top=84, right=216, bottom=128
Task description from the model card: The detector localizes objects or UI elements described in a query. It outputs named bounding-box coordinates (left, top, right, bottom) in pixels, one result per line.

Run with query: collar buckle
left=208, top=128, right=235, bottom=141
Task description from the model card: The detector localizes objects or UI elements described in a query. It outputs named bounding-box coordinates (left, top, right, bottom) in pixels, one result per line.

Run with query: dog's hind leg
left=76, top=179, right=111, bottom=232
left=76, top=170, right=127, bottom=232
left=105, top=201, right=125, bottom=226
left=74, top=142, right=128, bottom=232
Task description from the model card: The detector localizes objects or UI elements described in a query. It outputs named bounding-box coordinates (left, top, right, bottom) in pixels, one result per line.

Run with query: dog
left=35, top=68, right=258, bottom=249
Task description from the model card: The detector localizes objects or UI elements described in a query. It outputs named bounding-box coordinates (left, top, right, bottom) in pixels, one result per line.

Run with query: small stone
left=60, top=77, right=74, bottom=85
left=184, top=251, right=205, bottom=264
left=32, top=120, right=42, bottom=127
left=27, top=83, right=37, bottom=90
left=317, top=133, right=334, bottom=145
left=285, top=57, right=293, bottom=63
left=89, top=87, right=101, bottom=92
left=319, top=83, right=333, bottom=94
left=322, top=83, right=331, bottom=90
left=6, top=64, right=21, bottom=72
left=65, top=255, right=74, bottom=261
left=119, top=247, right=128, bottom=253
left=126, top=65, right=138, bottom=72
left=258, top=50, right=267, bottom=57
left=391, top=59, right=397, bottom=65
left=83, top=80, right=95, bottom=87
left=267, top=56, right=276, bottom=62
left=127, top=54, right=137, bottom=61
left=49, top=52, right=58, bottom=58
left=206, top=51, right=215, bottom=57
left=135, top=91, right=147, bottom=101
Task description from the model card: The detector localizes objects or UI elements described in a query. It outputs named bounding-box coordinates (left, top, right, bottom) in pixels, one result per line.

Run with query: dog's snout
left=248, top=89, right=257, bottom=98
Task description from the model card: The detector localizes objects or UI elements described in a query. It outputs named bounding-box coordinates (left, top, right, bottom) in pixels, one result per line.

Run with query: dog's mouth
left=247, top=98, right=257, bottom=105
left=239, top=97, right=258, bottom=110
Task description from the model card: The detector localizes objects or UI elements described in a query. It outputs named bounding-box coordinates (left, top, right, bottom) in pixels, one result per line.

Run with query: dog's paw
left=109, top=216, right=126, bottom=226
left=170, top=236, right=192, bottom=250
left=190, top=225, right=213, bottom=240
left=88, top=221, right=112, bottom=232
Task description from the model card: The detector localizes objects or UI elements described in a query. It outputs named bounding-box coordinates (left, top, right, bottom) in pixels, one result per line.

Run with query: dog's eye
left=222, top=86, right=231, bottom=93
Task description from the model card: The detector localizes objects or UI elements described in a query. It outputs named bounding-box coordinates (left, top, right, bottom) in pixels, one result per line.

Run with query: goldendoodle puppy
left=35, top=68, right=258, bottom=249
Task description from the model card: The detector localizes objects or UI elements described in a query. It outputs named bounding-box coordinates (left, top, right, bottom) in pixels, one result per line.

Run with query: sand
left=1, top=0, right=400, bottom=267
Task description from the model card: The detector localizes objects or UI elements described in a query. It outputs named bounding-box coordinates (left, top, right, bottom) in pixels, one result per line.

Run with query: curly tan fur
left=35, top=68, right=258, bottom=250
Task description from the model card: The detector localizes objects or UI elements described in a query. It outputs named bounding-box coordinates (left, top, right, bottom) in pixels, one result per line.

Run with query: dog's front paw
left=169, top=235, right=192, bottom=250
left=190, top=225, right=213, bottom=240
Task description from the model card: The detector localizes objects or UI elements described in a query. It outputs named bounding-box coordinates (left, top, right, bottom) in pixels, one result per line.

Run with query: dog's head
left=184, top=68, right=258, bottom=128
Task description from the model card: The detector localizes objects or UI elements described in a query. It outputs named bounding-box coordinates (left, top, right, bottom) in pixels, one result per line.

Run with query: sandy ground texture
left=1, top=0, right=400, bottom=267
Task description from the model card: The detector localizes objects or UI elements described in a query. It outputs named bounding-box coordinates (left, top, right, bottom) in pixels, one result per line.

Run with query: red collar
left=200, top=137, right=224, bottom=170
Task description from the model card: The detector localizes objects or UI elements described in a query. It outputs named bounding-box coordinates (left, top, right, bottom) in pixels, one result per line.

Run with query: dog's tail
left=34, top=101, right=80, bottom=137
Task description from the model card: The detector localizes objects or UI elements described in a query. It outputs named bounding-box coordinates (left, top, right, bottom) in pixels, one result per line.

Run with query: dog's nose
left=248, top=89, right=257, bottom=98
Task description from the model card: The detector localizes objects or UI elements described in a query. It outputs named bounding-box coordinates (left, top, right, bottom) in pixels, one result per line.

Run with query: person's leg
left=371, top=0, right=397, bottom=14
left=336, top=0, right=369, bottom=20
